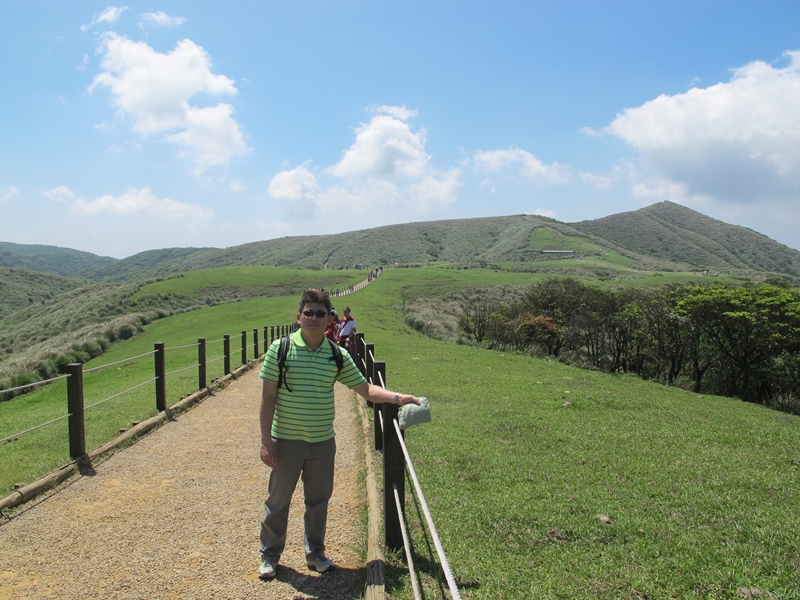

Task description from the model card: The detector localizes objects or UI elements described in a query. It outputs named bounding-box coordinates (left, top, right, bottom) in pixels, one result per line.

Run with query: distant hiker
left=325, top=308, right=339, bottom=342
left=337, top=306, right=357, bottom=356
left=257, top=289, right=420, bottom=580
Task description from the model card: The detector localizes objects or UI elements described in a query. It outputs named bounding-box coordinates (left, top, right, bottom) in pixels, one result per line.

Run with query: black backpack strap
left=277, top=335, right=292, bottom=392
left=327, top=338, right=343, bottom=375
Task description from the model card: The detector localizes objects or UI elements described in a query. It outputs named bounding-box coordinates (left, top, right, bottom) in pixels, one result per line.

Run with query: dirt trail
left=0, top=368, right=369, bottom=600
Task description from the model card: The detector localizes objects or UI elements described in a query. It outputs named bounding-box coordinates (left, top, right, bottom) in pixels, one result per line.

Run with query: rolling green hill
left=2, top=202, right=800, bottom=282
left=0, top=242, right=115, bottom=276
left=573, top=201, right=800, bottom=276
left=0, top=267, right=85, bottom=320
left=2, top=202, right=800, bottom=392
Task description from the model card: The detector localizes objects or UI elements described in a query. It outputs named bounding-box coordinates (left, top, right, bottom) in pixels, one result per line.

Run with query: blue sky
left=3, top=1, right=800, bottom=258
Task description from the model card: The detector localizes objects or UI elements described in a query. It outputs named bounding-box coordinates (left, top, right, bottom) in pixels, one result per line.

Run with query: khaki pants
left=259, top=437, right=336, bottom=563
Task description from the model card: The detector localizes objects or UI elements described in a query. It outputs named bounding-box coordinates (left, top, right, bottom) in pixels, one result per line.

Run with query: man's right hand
left=260, top=440, right=277, bottom=467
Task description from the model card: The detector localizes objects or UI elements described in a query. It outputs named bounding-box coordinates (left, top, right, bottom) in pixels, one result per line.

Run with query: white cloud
left=81, top=6, right=128, bottom=31
left=167, top=103, right=248, bottom=175
left=473, top=146, right=571, bottom=186
left=601, top=49, right=800, bottom=203
left=43, top=185, right=75, bottom=203
left=89, top=34, right=248, bottom=174
left=317, top=181, right=399, bottom=213
left=268, top=106, right=460, bottom=225
left=327, top=110, right=429, bottom=179
left=1, top=186, right=20, bottom=206
left=407, top=168, right=461, bottom=210
left=141, top=11, right=186, bottom=27
left=368, top=104, right=418, bottom=121
left=268, top=163, right=320, bottom=202
left=71, top=186, right=214, bottom=220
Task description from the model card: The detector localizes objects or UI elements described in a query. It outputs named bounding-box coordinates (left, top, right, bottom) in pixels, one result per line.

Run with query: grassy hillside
left=0, top=267, right=368, bottom=391
left=4, top=269, right=797, bottom=597
left=76, top=247, right=213, bottom=282
left=0, top=267, right=85, bottom=320
left=574, top=201, right=800, bottom=276
left=0, top=242, right=115, bottom=276
left=4, top=203, right=800, bottom=283
left=2, top=200, right=799, bottom=395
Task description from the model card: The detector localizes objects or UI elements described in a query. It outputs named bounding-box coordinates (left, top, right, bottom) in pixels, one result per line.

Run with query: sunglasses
left=302, top=309, right=329, bottom=318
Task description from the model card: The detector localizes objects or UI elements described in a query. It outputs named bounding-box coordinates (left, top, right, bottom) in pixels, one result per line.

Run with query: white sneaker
left=306, top=555, right=333, bottom=572
left=258, top=557, right=277, bottom=579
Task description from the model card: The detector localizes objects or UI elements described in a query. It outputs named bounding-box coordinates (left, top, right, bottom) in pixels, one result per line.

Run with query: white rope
left=0, top=412, right=71, bottom=444
left=165, top=363, right=201, bottom=377
left=84, top=377, right=157, bottom=411
left=84, top=350, right=154, bottom=373
left=164, top=342, right=199, bottom=351
left=393, top=483, right=422, bottom=600
left=0, top=373, right=69, bottom=394
left=393, top=418, right=462, bottom=600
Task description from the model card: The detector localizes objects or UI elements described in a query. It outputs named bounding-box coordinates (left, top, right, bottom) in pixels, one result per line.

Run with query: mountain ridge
left=2, top=202, right=799, bottom=282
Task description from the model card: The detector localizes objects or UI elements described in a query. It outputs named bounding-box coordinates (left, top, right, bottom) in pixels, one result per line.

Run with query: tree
left=458, top=293, right=498, bottom=344
left=676, top=283, right=800, bottom=403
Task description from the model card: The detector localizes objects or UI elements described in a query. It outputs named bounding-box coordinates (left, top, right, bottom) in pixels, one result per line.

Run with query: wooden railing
left=1, top=322, right=460, bottom=598
left=0, top=323, right=293, bottom=511
left=350, top=333, right=461, bottom=600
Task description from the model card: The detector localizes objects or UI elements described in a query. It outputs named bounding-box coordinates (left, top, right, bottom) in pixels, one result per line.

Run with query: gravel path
left=0, top=368, right=369, bottom=600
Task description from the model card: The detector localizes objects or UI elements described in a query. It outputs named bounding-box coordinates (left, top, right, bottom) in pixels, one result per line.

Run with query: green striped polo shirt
left=259, top=329, right=366, bottom=442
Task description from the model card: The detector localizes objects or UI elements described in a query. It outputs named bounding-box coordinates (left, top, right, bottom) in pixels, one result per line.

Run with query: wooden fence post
left=253, top=328, right=259, bottom=359
left=263, top=326, right=268, bottom=354
left=198, top=338, right=206, bottom=390
left=224, top=335, right=231, bottom=375
left=241, top=330, right=247, bottom=365
left=66, top=363, right=86, bottom=460
left=154, top=342, right=166, bottom=412
left=380, top=362, right=404, bottom=551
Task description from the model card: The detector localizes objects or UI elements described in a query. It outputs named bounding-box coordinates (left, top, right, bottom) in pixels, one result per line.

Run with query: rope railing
left=393, top=418, right=461, bottom=600
left=164, top=342, right=200, bottom=351
left=355, top=331, right=461, bottom=598
left=0, top=373, right=69, bottom=395
left=165, top=363, right=201, bottom=377
left=0, top=412, right=72, bottom=445
left=84, top=377, right=158, bottom=412
left=83, top=350, right=155, bottom=373
left=0, top=321, right=296, bottom=513
left=393, top=483, right=422, bottom=600
left=0, top=273, right=392, bottom=512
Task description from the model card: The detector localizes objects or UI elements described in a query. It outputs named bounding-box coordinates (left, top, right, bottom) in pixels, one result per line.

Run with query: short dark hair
left=298, top=289, right=332, bottom=313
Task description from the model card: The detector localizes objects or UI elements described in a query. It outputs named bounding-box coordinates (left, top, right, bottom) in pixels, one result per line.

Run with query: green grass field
left=2, top=266, right=799, bottom=598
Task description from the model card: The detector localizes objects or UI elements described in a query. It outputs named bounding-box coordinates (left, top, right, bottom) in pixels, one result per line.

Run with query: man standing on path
left=257, top=289, right=420, bottom=580
left=337, top=306, right=357, bottom=357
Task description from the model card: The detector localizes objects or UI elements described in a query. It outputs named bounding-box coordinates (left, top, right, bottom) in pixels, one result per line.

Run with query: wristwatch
left=393, top=393, right=399, bottom=405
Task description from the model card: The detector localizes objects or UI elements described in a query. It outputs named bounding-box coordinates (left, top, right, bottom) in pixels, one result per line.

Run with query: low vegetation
left=388, top=337, right=800, bottom=599
left=0, top=267, right=366, bottom=395
left=1, top=266, right=799, bottom=598
left=454, top=278, right=800, bottom=414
